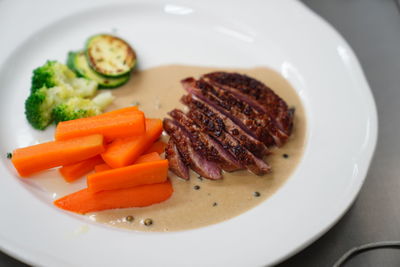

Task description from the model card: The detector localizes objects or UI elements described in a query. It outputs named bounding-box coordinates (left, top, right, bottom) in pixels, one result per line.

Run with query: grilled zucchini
left=67, top=51, right=130, bottom=89
left=86, top=34, right=136, bottom=77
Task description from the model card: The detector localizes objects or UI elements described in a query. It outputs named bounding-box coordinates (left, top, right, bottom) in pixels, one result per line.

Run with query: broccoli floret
left=53, top=92, right=115, bottom=123
left=30, top=61, right=97, bottom=97
left=25, top=85, right=74, bottom=129
left=25, top=61, right=115, bottom=130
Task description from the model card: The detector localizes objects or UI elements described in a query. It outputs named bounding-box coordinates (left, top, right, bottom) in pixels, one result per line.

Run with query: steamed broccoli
left=25, top=86, right=74, bottom=129
left=52, top=92, right=115, bottom=123
left=30, top=60, right=97, bottom=97
left=25, top=61, right=115, bottom=130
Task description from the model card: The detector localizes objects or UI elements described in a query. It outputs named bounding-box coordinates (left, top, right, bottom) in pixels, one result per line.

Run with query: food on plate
left=168, top=109, right=242, bottom=172
left=134, top=152, right=163, bottom=164
left=67, top=51, right=130, bottom=89
left=52, top=92, right=114, bottom=123
left=164, top=72, right=294, bottom=180
left=94, top=152, right=161, bottom=173
left=55, top=108, right=145, bottom=141
left=165, top=139, right=190, bottom=180
left=145, top=140, right=167, bottom=155
left=163, top=118, right=222, bottom=180
left=25, top=33, right=137, bottom=130
left=63, top=65, right=305, bottom=232
left=86, top=34, right=137, bottom=77
left=30, top=60, right=96, bottom=95
left=87, top=159, right=168, bottom=193
left=12, top=105, right=173, bottom=213
left=13, top=65, right=305, bottom=231
left=54, top=180, right=173, bottom=214
left=11, top=134, right=105, bottom=177
left=101, top=118, right=163, bottom=168
left=25, top=61, right=114, bottom=129
left=94, top=163, right=112, bottom=173
left=59, top=155, right=105, bottom=182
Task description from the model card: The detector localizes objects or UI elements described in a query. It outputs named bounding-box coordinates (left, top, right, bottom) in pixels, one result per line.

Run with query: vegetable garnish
left=145, top=140, right=167, bottom=155
left=11, top=134, right=105, bottom=177
left=59, top=155, right=104, bottom=183
left=134, top=152, right=162, bottom=164
left=101, top=118, right=163, bottom=168
left=94, top=163, right=112, bottom=173
left=25, top=33, right=137, bottom=130
left=67, top=51, right=130, bottom=89
left=86, top=34, right=137, bottom=77
left=54, top=180, right=173, bottom=214
left=55, top=109, right=145, bottom=141
left=87, top=160, right=169, bottom=193
left=25, top=61, right=111, bottom=130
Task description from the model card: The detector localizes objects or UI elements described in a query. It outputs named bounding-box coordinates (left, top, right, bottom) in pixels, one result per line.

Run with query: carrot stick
left=54, top=180, right=173, bottom=214
left=94, top=163, right=112, bottom=173
left=55, top=109, right=145, bottom=141
left=87, top=159, right=168, bottom=193
left=59, top=155, right=104, bottom=182
left=101, top=119, right=163, bottom=168
left=12, top=134, right=105, bottom=177
left=145, top=140, right=167, bottom=154
left=94, top=152, right=161, bottom=173
left=134, top=152, right=162, bottom=164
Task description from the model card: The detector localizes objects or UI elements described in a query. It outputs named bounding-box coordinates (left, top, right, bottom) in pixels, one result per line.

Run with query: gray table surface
left=1, top=0, right=400, bottom=266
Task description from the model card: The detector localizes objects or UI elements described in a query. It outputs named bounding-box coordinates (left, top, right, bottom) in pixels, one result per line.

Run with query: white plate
left=0, top=0, right=377, bottom=266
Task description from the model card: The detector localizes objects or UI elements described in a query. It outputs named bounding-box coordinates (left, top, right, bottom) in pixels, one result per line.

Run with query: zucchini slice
left=86, top=34, right=136, bottom=77
left=67, top=51, right=130, bottom=89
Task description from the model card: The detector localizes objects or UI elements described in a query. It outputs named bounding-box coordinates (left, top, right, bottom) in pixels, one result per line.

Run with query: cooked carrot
left=145, top=140, right=167, bottom=154
left=94, top=163, right=112, bottom=173
left=134, top=152, right=162, bottom=164
left=87, top=159, right=168, bottom=192
left=94, top=152, right=161, bottom=173
left=101, top=119, right=163, bottom=168
left=55, top=109, right=145, bottom=141
left=54, top=180, right=173, bottom=214
left=59, top=155, right=104, bottom=182
left=12, top=134, right=105, bottom=177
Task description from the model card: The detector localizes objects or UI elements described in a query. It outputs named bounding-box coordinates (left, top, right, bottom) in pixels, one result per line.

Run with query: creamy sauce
left=90, top=65, right=307, bottom=232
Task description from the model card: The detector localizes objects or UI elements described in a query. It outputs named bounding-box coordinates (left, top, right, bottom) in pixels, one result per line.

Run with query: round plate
left=0, top=0, right=377, bottom=266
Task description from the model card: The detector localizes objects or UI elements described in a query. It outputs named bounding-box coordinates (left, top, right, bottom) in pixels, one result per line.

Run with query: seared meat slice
left=169, top=109, right=242, bottom=172
left=181, top=94, right=269, bottom=157
left=163, top=118, right=222, bottom=180
left=165, top=139, right=190, bottom=180
left=202, top=72, right=294, bottom=135
left=187, top=107, right=271, bottom=175
left=182, top=77, right=288, bottom=147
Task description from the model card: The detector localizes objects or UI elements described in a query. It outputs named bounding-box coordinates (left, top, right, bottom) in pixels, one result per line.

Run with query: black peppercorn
left=125, top=215, right=134, bottom=222
left=144, top=218, right=153, bottom=226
